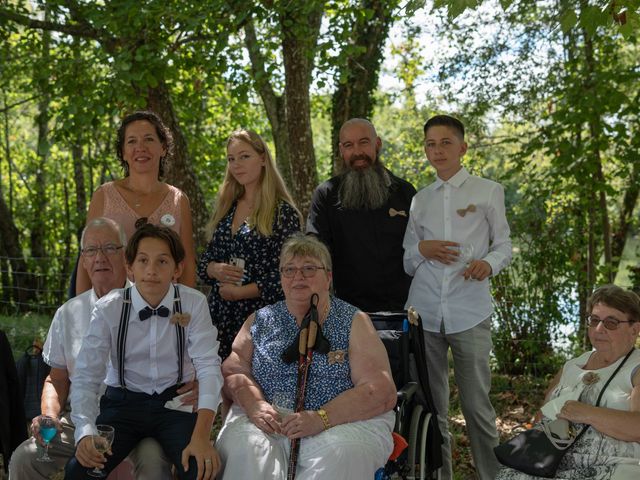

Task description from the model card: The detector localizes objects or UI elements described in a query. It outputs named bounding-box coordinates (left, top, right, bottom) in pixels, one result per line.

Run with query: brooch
left=389, top=208, right=407, bottom=218
left=456, top=204, right=477, bottom=217
left=582, top=372, right=600, bottom=386
left=170, top=313, right=191, bottom=327
left=161, top=213, right=176, bottom=227
left=327, top=350, right=347, bottom=365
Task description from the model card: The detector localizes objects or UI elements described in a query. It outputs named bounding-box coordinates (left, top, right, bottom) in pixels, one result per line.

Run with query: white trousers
left=216, top=404, right=395, bottom=479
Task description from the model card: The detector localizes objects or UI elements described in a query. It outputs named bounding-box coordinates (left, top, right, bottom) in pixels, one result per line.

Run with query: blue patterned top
left=197, top=200, right=300, bottom=359
left=251, top=297, right=356, bottom=411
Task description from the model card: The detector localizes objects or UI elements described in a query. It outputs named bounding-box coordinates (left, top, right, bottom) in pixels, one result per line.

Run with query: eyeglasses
left=280, top=265, right=326, bottom=278
left=586, top=314, right=633, bottom=331
left=81, top=245, right=123, bottom=257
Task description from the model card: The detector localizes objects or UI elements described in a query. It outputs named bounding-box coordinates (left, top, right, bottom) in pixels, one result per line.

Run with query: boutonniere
left=389, top=208, right=407, bottom=218
left=327, top=349, right=347, bottom=365
left=582, top=372, right=600, bottom=386
left=170, top=313, right=191, bottom=327
left=457, top=204, right=477, bottom=217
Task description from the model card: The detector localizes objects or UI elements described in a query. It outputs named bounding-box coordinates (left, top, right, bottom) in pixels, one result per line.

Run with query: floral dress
left=197, top=200, right=300, bottom=359
left=496, top=349, right=640, bottom=480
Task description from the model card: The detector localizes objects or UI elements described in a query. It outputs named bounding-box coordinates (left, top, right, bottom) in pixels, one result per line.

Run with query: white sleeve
left=403, top=196, right=426, bottom=276
left=482, top=184, right=512, bottom=276
left=187, top=295, right=223, bottom=412
left=69, top=305, right=111, bottom=444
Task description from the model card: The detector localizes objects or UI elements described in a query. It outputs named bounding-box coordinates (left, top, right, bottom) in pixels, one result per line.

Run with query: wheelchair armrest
left=397, top=381, right=418, bottom=403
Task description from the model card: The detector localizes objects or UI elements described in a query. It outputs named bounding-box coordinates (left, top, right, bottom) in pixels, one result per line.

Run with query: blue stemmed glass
left=37, top=415, right=57, bottom=462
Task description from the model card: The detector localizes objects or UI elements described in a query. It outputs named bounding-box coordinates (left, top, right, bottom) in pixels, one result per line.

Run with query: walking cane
left=283, top=291, right=334, bottom=480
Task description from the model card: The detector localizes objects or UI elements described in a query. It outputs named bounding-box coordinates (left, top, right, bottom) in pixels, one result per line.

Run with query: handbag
left=494, top=348, right=634, bottom=478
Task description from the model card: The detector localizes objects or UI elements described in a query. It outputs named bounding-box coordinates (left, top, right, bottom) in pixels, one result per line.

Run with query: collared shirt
left=307, top=169, right=416, bottom=312
left=70, top=283, right=222, bottom=443
left=403, top=167, right=512, bottom=334
left=43, top=288, right=98, bottom=397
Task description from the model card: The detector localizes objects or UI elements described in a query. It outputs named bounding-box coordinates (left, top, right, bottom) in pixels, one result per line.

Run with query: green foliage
left=0, top=313, right=51, bottom=359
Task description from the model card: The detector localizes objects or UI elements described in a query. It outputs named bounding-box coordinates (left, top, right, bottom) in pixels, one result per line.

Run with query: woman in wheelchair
left=216, top=233, right=397, bottom=479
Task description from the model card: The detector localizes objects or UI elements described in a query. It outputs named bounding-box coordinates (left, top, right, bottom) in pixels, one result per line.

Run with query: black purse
left=494, top=348, right=634, bottom=478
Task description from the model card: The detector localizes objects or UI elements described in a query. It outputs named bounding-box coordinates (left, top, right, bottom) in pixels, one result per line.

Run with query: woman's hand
left=557, top=400, right=595, bottom=425
left=181, top=437, right=220, bottom=480
left=418, top=240, right=459, bottom=264
left=75, top=435, right=110, bottom=469
left=206, top=261, right=244, bottom=285
left=246, top=400, right=282, bottom=435
left=219, top=283, right=244, bottom=301
left=281, top=410, right=325, bottom=439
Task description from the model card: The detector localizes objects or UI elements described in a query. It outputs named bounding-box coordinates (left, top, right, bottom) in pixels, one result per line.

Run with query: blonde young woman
left=197, top=130, right=301, bottom=359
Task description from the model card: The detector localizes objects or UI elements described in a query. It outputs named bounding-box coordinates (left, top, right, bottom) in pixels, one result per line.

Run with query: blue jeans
left=64, top=385, right=198, bottom=480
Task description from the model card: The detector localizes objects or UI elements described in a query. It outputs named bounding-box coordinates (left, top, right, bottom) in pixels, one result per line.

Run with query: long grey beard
left=339, top=164, right=391, bottom=210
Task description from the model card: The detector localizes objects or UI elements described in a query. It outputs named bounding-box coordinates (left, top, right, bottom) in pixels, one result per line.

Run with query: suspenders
left=116, top=285, right=186, bottom=388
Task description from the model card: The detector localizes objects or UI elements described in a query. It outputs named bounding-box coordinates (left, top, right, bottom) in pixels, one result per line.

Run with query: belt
left=104, top=384, right=182, bottom=402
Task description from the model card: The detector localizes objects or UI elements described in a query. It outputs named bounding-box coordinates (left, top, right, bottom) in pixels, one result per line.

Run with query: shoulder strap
left=173, top=284, right=186, bottom=384
left=116, top=287, right=133, bottom=388
left=569, top=347, right=635, bottom=444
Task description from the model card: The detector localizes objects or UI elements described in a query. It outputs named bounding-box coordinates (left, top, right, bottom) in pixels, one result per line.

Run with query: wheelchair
left=370, top=308, right=442, bottom=480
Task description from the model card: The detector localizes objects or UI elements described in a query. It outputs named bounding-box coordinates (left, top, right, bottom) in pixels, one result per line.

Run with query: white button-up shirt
left=403, top=167, right=512, bottom=334
left=70, top=283, right=222, bottom=443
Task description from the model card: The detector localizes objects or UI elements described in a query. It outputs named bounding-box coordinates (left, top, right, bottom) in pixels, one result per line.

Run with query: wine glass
left=36, top=415, right=57, bottom=462
left=88, top=424, right=115, bottom=478
left=451, top=242, right=474, bottom=270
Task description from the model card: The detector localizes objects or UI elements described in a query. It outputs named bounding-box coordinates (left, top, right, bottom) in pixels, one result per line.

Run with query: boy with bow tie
left=66, top=224, right=222, bottom=480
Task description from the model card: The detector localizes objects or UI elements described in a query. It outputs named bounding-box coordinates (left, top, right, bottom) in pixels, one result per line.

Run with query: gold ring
left=205, top=459, right=212, bottom=464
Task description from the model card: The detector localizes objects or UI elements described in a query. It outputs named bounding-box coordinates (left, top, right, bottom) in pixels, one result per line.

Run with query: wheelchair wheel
left=406, top=404, right=423, bottom=479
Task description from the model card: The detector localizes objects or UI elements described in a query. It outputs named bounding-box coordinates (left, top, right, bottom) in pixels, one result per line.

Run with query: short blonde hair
left=280, top=233, right=332, bottom=272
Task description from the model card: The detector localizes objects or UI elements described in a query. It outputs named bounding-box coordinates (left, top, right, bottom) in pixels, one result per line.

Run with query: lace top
left=100, top=181, right=183, bottom=239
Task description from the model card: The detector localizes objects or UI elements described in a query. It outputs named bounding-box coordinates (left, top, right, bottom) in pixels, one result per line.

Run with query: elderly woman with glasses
left=496, top=284, right=640, bottom=480
left=216, top=233, right=397, bottom=479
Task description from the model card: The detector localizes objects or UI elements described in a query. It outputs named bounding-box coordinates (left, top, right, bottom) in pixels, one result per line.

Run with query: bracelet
left=317, top=408, right=331, bottom=430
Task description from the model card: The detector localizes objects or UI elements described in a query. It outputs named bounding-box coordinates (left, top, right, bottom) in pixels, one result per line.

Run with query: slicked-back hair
left=125, top=223, right=185, bottom=265
left=116, top=110, right=174, bottom=179
left=588, top=284, right=640, bottom=323
left=81, top=217, right=127, bottom=248
left=423, top=114, right=465, bottom=140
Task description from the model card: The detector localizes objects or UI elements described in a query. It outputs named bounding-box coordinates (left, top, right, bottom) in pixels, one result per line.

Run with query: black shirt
left=306, top=170, right=416, bottom=312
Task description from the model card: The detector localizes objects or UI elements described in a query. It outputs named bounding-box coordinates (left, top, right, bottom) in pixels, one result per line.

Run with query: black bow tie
left=139, top=305, right=171, bottom=321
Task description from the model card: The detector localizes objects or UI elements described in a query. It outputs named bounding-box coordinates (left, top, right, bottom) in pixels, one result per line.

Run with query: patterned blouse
left=197, top=200, right=300, bottom=359
left=250, top=297, right=356, bottom=411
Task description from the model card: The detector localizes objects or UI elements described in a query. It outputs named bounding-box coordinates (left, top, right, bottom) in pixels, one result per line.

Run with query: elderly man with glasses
left=9, top=217, right=191, bottom=479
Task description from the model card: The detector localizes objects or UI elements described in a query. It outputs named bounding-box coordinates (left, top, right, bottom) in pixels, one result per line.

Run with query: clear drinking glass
left=271, top=391, right=294, bottom=417
left=451, top=242, right=474, bottom=270
left=88, top=425, right=115, bottom=478
left=36, top=416, right=57, bottom=462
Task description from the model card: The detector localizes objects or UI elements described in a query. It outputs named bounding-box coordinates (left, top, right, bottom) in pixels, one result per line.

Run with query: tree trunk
left=611, top=161, right=639, bottom=274
left=243, top=20, right=292, bottom=188
left=331, top=0, right=398, bottom=174
left=146, top=82, right=209, bottom=247
left=280, top=5, right=323, bottom=218
left=0, top=193, right=37, bottom=310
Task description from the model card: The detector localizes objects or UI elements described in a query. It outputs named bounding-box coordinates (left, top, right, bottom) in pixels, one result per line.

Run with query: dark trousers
left=64, top=385, right=198, bottom=480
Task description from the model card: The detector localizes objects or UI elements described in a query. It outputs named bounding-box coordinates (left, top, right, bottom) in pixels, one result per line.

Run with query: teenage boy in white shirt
left=65, top=223, right=222, bottom=480
left=403, top=114, right=512, bottom=480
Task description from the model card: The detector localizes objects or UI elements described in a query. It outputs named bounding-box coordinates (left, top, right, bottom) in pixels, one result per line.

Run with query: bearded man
left=306, top=118, right=416, bottom=312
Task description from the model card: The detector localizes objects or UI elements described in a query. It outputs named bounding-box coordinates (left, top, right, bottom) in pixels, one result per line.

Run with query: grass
left=449, top=372, right=548, bottom=480
left=0, top=312, right=52, bottom=359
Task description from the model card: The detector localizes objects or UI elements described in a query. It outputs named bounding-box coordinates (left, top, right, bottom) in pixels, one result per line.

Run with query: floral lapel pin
left=456, top=204, right=477, bottom=217
left=170, top=313, right=191, bottom=327
left=328, top=349, right=347, bottom=365
left=389, top=207, right=407, bottom=218
left=582, top=371, right=600, bottom=386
